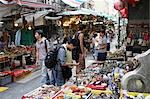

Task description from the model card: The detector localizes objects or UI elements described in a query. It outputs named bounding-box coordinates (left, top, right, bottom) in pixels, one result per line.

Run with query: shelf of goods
left=0, top=72, right=12, bottom=85
left=0, top=55, right=12, bottom=85
left=107, top=50, right=126, bottom=61
left=0, top=48, right=31, bottom=85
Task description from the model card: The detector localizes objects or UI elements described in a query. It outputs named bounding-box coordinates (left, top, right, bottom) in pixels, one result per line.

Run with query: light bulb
left=28, top=26, right=32, bottom=30
left=14, top=23, right=18, bottom=27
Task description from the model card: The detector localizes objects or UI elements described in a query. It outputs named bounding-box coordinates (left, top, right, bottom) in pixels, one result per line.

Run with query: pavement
left=0, top=76, right=42, bottom=99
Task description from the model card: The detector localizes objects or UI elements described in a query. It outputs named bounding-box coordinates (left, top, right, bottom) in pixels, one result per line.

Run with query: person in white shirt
left=96, top=30, right=107, bottom=61
left=35, top=30, right=50, bottom=84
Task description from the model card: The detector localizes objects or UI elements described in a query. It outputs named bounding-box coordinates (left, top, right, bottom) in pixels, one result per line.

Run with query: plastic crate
left=0, top=75, right=12, bottom=85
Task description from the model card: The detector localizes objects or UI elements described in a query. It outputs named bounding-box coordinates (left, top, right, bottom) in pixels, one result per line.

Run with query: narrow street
left=0, top=0, right=150, bottom=98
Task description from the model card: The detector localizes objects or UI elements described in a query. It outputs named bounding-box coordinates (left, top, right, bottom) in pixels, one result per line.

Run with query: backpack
left=44, top=44, right=64, bottom=69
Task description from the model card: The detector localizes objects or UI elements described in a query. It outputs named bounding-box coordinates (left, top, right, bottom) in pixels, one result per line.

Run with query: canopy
left=18, top=1, right=54, bottom=9
left=0, top=4, right=17, bottom=21
left=61, top=0, right=88, bottom=7
left=57, top=8, right=106, bottom=16
left=80, top=8, right=99, bottom=16
left=45, top=16, right=62, bottom=20
left=15, top=10, right=51, bottom=26
left=57, top=9, right=90, bottom=15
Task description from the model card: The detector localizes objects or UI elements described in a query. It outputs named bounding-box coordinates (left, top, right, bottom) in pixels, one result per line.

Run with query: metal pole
left=118, top=12, right=121, bottom=48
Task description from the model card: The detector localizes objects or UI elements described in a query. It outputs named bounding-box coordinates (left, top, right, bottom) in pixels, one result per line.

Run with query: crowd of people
left=34, top=25, right=115, bottom=86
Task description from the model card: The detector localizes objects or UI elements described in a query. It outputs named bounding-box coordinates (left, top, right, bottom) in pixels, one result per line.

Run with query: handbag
left=62, top=67, right=72, bottom=80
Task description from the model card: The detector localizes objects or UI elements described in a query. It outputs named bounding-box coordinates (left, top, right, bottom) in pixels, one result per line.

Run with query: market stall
left=0, top=45, right=36, bottom=85
left=20, top=59, right=123, bottom=98
left=22, top=47, right=150, bottom=98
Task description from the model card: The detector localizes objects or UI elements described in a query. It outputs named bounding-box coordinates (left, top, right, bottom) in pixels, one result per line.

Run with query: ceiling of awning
left=18, top=1, right=55, bottom=9
left=14, top=10, right=51, bottom=26
left=61, top=0, right=88, bottom=7
left=0, top=4, right=17, bottom=21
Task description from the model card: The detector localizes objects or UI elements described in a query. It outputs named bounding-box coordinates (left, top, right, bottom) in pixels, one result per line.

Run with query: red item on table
left=86, top=84, right=107, bottom=90
left=12, top=70, right=24, bottom=77
left=3, top=71, right=13, bottom=75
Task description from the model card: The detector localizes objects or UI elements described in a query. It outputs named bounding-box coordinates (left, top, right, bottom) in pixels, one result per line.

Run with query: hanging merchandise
left=15, top=29, right=21, bottom=46
left=114, top=0, right=125, bottom=11
left=120, top=7, right=128, bottom=18
left=127, top=0, right=140, bottom=5
left=20, top=29, right=34, bottom=46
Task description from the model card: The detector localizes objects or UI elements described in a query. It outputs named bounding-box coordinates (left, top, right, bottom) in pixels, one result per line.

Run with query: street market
left=0, top=0, right=150, bottom=99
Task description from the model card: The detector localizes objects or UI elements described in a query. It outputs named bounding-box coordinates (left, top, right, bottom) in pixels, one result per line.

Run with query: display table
left=22, top=57, right=150, bottom=99
left=22, top=60, right=122, bottom=99
left=22, top=85, right=60, bottom=99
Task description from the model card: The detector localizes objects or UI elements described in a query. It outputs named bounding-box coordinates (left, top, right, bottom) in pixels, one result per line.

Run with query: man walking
left=35, top=30, right=50, bottom=84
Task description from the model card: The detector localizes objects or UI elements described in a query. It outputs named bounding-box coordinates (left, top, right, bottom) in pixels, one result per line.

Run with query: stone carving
left=122, top=49, right=150, bottom=93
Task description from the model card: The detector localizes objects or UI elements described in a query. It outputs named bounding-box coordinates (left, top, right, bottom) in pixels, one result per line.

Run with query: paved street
left=0, top=76, right=42, bottom=99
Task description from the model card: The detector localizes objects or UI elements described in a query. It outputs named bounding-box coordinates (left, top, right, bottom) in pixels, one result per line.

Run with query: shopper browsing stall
left=96, top=30, right=107, bottom=61
left=35, top=30, right=50, bottom=84
left=50, top=39, right=79, bottom=86
left=72, top=25, right=86, bottom=73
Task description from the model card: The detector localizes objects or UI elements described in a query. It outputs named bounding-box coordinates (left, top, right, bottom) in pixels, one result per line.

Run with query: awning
left=57, top=8, right=102, bottom=16
left=0, top=0, right=55, bottom=9
left=61, top=0, right=88, bottom=7
left=80, top=8, right=99, bottom=16
left=15, top=10, right=50, bottom=26
left=45, top=16, right=62, bottom=20
left=57, top=9, right=90, bottom=15
left=0, top=4, right=17, bottom=21
left=18, top=1, right=54, bottom=9
left=0, top=0, right=17, bottom=4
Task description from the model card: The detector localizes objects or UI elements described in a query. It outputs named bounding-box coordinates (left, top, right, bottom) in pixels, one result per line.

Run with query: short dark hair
left=98, top=29, right=105, bottom=33
left=79, top=25, right=86, bottom=31
left=35, top=30, right=44, bottom=37
left=68, top=39, right=77, bottom=47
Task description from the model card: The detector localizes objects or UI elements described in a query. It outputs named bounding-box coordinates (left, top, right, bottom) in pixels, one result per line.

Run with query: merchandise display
left=22, top=85, right=60, bottom=99
left=22, top=50, right=150, bottom=99
left=107, top=50, right=125, bottom=61
left=22, top=60, right=127, bottom=99
left=53, top=85, right=92, bottom=99
left=0, top=46, right=35, bottom=85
